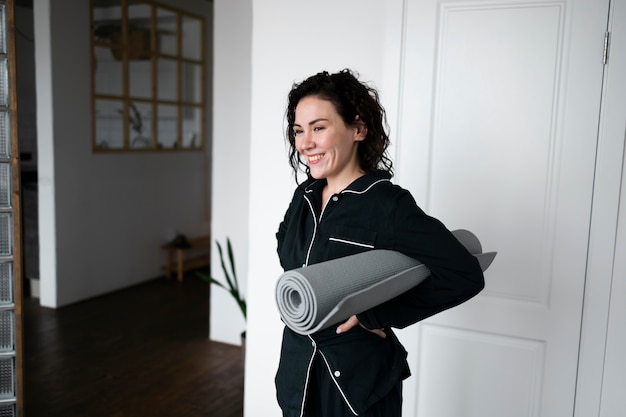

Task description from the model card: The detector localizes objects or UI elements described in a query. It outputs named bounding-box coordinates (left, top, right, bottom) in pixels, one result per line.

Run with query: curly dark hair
left=285, top=69, right=393, bottom=179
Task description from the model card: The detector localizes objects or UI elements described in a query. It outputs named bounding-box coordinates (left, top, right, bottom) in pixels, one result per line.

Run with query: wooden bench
left=162, top=235, right=211, bottom=282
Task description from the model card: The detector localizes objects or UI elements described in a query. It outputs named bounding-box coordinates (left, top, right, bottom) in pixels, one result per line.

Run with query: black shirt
left=275, top=170, right=484, bottom=416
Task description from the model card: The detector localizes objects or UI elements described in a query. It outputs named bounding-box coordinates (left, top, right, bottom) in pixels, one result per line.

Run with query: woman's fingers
left=336, top=315, right=360, bottom=334
left=336, top=315, right=387, bottom=339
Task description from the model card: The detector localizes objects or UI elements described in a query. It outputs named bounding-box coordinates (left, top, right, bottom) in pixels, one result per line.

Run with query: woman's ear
left=353, top=116, right=367, bottom=142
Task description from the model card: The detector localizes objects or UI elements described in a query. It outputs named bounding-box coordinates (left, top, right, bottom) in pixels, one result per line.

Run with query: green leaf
left=216, top=241, right=236, bottom=294
left=226, top=238, right=239, bottom=293
left=195, top=237, right=246, bottom=322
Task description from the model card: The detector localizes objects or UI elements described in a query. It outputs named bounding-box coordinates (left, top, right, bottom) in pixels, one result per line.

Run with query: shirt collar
left=303, top=170, right=392, bottom=195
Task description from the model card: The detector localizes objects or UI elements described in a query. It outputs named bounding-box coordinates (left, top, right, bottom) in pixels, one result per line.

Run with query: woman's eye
left=313, top=126, right=324, bottom=132
left=293, top=129, right=303, bottom=136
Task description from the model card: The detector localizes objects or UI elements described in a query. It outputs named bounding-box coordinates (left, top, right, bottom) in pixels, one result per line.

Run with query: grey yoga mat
left=275, top=229, right=497, bottom=335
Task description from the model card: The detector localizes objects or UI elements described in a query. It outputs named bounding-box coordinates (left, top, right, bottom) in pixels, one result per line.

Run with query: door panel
left=417, top=324, right=545, bottom=416
left=396, top=1, right=608, bottom=416
left=429, top=3, right=564, bottom=304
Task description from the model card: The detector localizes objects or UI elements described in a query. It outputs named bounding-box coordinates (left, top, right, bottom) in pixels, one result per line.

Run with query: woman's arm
left=356, top=191, right=485, bottom=330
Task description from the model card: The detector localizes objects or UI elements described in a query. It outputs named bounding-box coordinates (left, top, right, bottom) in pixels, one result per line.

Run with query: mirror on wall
left=90, top=0, right=205, bottom=152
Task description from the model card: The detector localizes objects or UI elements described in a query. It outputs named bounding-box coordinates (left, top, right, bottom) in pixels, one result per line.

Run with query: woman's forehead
left=295, top=97, right=337, bottom=119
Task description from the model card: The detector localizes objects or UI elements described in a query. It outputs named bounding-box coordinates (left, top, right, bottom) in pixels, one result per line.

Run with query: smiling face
left=294, top=96, right=366, bottom=190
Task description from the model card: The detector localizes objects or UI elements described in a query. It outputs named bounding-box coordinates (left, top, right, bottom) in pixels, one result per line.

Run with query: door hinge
left=603, top=31, right=610, bottom=65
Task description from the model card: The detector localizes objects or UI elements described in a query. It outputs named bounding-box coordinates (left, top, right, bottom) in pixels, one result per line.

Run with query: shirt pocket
left=327, top=225, right=377, bottom=258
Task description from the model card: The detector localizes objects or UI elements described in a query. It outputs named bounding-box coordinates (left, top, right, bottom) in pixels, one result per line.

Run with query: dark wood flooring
left=23, top=274, right=244, bottom=417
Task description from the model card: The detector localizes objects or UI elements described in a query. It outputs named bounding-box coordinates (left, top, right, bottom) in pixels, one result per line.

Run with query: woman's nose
left=298, top=131, right=313, bottom=150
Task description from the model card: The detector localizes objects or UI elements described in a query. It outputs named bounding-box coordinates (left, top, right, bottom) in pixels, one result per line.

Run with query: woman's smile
left=308, top=154, right=324, bottom=164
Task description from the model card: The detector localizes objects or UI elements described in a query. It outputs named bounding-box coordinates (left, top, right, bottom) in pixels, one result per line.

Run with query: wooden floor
left=23, top=274, right=244, bottom=417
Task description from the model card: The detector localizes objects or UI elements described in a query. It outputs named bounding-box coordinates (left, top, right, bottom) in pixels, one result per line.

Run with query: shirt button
left=334, top=370, right=341, bottom=377
left=332, top=195, right=339, bottom=202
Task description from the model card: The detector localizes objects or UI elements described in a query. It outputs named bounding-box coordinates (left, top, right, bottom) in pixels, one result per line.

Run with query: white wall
left=209, top=0, right=252, bottom=345
left=34, top=0, right=213, bottom=307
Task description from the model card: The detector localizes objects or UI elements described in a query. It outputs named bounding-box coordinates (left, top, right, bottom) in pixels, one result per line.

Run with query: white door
left=394, top=1, right=609, bottom=416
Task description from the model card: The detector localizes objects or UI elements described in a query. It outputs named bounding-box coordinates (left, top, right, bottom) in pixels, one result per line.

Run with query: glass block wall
left=0, top=1, right=17, bottom=415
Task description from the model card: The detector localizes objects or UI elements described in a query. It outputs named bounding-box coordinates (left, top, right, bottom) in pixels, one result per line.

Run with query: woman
left=275, top=69, right=484, bottom=417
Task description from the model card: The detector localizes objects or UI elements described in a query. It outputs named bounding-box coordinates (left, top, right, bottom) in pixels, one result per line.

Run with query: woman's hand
left=336, top=315, right=387, bottom=339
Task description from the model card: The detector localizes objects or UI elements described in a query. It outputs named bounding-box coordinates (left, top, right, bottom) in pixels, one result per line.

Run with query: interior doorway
left=15, top=1, right=37, bottom=300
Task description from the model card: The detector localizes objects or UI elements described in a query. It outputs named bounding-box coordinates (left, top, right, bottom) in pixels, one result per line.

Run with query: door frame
left=575, top=0, right=626, bottom=415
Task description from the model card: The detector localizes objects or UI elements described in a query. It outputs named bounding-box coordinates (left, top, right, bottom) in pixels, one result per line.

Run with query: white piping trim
left=303, top=194, right=317, bottom=266
left=319, top=351, right=359, bottom=415
left=304, top=180, right=322, bottom=192
left=328, top=237, right=375, bottom=249
left=299, top=337, right=318, bottom=417
left=319, top=193, right=333, bottom=223
left=341, top=178, right=391, bottom=195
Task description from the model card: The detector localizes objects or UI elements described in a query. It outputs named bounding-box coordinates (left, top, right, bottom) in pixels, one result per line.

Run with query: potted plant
left=196, top=238, right=247, bottom=347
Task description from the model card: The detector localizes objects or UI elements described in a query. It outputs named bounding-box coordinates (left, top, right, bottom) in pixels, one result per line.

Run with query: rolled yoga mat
left=275, top=229, right=497, bottom=335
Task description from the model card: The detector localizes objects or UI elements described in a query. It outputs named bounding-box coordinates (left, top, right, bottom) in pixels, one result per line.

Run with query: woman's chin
left=308, top=168, right=326, bottom=179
